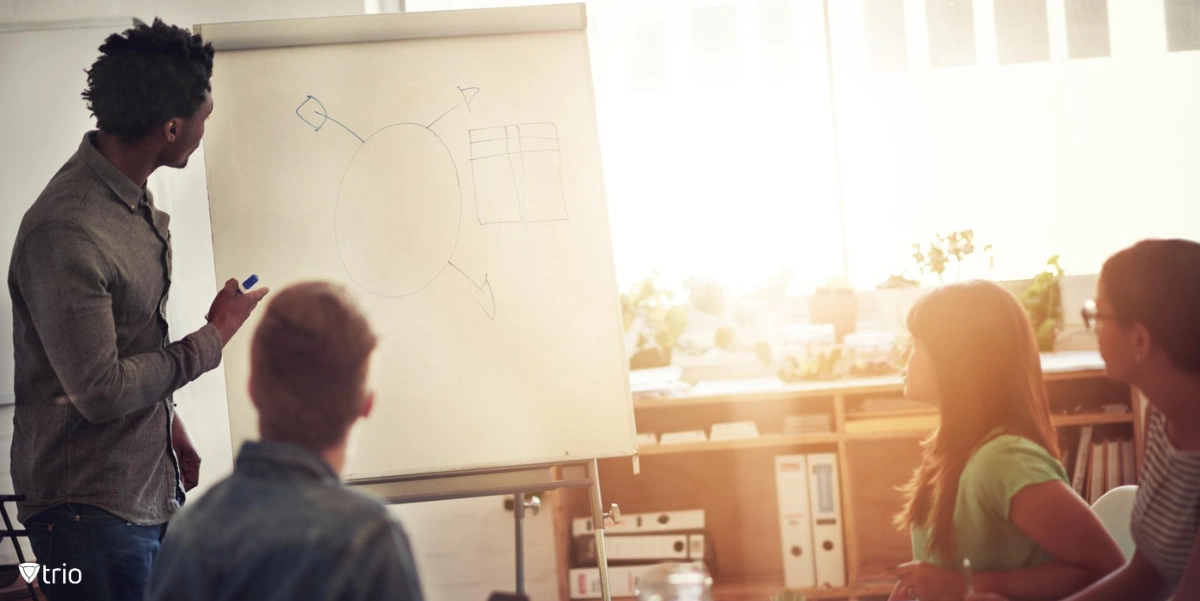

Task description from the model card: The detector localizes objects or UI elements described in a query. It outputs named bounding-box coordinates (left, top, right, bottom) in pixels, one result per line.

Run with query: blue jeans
left=24, top=504, right=167, bottom=601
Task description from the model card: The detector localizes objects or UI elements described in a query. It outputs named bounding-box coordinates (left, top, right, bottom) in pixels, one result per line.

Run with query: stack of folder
left=568, top=510, right=710, bottom=599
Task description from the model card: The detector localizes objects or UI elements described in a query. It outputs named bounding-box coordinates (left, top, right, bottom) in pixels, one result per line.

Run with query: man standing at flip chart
left=6, top=20, right=267, bottom=601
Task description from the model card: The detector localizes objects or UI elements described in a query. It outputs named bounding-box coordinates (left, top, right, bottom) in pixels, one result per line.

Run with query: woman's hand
left=895, top=561, right=967, bottom=601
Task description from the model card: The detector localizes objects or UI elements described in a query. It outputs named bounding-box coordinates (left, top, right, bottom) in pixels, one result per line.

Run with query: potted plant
left=873, top=230, right=993, bottom=336
left=621, top=276, right=688, bottom=370
left=911, top=229, right=994, bottom=284
left=1020, top=255, right=1065, bottom=352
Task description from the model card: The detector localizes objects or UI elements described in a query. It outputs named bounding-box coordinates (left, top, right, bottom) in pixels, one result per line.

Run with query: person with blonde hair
left=891, top=280, right=1123, bottom=601
left=146, top=282, right=424, bottom=601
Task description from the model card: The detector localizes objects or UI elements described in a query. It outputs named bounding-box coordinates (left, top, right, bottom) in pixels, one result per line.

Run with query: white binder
left=575, top=533, right=692, bottom=562
left=807, top=452, right=847, bottom=588
left=568, top=564, right=658, bottom=599
left=775, top=454, right=817, bottom=588
left=572, top=509, right=705, bottom=536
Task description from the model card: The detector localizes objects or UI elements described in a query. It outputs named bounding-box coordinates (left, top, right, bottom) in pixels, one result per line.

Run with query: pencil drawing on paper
left=295, top=87, right=498, bottom=319
left=469, top=123, right=569, bottom=225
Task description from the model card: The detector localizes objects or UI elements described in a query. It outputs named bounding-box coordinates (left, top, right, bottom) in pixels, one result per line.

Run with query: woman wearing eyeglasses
left=970, top=238, right=1200, bottom=601
left=890, top=280, right=1125, bottom=601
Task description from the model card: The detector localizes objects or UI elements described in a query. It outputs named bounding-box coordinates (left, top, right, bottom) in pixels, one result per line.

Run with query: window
left=828, top=0, right=1200, bottom=287
left=408, top=0, right=1200, bottom=292
left=408, top=0, right=844, bottom=293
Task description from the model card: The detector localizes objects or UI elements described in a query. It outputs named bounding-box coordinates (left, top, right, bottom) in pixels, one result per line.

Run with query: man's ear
left=163, top=118, right=182, bottom=143
left=360, top=391, right=375, bottom=419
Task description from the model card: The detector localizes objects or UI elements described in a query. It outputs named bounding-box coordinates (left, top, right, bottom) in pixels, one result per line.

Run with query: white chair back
left=1091, top=485, right=1139, bottom=561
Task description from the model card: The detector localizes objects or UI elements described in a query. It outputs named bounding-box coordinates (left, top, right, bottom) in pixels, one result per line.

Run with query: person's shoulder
left=977, top=433, right=1047, bottom=455
left=18, top=162, right=106, bottom=242
left=290, top=482, right=392, bottom=530
left=323, top=486, right=412, bottom=550
left=335, top=485, right=391, bottom=515
left=966, top=434, right=1064, bottom=480
left=1147, top=407, right=1168, bottom=437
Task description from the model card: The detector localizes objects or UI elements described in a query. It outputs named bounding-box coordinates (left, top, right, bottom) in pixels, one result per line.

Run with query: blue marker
left=235, top=274, right=259, bottom=296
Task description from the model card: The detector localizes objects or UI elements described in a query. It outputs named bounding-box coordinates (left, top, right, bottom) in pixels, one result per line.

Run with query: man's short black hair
left=82, top=18, right=215, bottom=142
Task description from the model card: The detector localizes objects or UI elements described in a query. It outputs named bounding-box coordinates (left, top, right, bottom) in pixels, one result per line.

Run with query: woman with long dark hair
left=890, top=280, right=1124, bottom=601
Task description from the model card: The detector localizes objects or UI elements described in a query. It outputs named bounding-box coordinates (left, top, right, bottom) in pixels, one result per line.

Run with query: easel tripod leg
left=587, top=460, right=612, bottom=601
left=514, top=492, right=526, bottom=596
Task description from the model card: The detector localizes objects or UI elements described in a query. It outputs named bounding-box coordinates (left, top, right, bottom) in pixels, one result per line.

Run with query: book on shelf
left=1072, top=434, right=1136, bottom=504
left=1088, top=440, right=1105, bottom=503
left=1105, top=442, right=1121, bottom=499
left=1071, top=426, right=1094, bottom=497
left=1121, top=438, right=1136, bottom=486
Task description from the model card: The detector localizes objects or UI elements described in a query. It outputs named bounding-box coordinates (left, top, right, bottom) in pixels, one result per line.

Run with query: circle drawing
left=334, top=123, right=461, bottom=298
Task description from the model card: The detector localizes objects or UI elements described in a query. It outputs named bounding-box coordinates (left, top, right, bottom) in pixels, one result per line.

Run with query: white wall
left=0, top=0, right=366, bottom=505
left=1, top=4, right=558, bottom=600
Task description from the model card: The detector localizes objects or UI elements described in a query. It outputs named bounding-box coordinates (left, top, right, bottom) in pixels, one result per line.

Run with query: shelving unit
left=554, top=352, right=1144, bottom=601
left=633, top=412, right=1133, bottom=457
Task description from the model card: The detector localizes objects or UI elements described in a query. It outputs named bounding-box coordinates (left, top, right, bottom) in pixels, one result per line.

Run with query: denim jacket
left=146, top=440, right=424, bottom=601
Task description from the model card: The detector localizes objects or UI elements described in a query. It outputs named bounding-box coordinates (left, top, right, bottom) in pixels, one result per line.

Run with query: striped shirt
left=1130, top=408, right=1200, bottom=585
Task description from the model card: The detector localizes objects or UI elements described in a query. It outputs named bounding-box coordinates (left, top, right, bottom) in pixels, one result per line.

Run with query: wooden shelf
left=633, top=413, right=1134, bottom=456
left=638, top=433, right=840, bottom=456
left=634, top=376, right=902, bottom=409
left=842, top=412, right=1133, bottom=441
left=633, top=353, right=1107, bottom=410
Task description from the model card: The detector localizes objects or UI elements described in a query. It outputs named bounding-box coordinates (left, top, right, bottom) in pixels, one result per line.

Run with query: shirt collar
left=76, top=131, right=146, bottom=211
left=235, top=440, right=341, bottom=484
